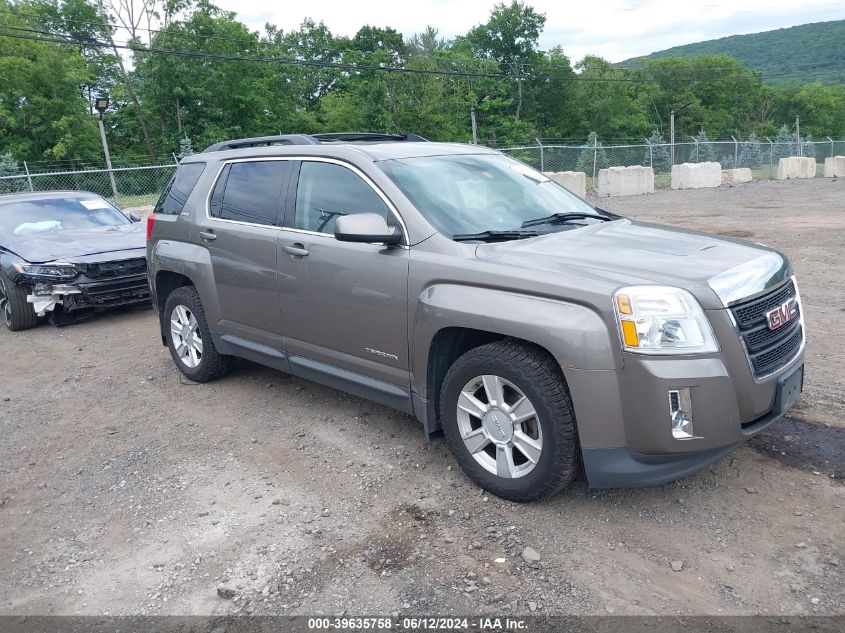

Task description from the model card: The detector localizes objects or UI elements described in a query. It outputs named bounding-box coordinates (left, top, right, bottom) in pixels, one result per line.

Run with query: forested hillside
left=621, top=20, right=845, bottom=85
left=1, top=0, right=844, bottom=165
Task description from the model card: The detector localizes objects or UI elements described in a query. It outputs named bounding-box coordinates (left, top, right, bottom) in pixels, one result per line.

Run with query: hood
left=475, top=219, right=789, bottom=309
left=3, top=224, right=146, bottom=264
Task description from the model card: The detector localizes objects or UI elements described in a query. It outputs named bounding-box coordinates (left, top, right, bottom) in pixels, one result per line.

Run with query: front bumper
left=24, top=273, right=150, bottom=314
left=565, top=308, right=804, bottom=488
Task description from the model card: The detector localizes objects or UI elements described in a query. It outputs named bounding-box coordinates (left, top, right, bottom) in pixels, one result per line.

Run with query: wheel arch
left=421, top=327, right=570, bottom=437
left=411, top=284, right=620, bottom=436
left=154, top=270, right=194, bottom=345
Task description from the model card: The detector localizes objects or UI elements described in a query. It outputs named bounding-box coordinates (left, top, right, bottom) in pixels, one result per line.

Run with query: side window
left=154, top=163, right=205, bottom=215
left=209, top=161, right=290, bottom=226
left=294, top=161, right=390, bottom=234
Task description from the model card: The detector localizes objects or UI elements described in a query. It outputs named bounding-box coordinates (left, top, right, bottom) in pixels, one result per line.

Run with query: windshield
left=0, top=196, right=129, bottom=237
left=379, top=154, right=600, bottom=238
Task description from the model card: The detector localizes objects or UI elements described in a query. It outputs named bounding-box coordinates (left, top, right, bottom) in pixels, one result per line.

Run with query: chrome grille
left=730, top=280, right=802, bottom=377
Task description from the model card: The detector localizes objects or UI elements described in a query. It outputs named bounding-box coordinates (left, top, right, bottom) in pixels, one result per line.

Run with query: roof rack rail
left=203, top=134, right=319, bottom=153
left=311, top=133, right=429, bottom=143
left=203, top=132, right=428, bottom=153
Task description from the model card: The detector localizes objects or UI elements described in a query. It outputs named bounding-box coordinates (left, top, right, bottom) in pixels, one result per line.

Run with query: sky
left=215, top=0, right=845, bottom=63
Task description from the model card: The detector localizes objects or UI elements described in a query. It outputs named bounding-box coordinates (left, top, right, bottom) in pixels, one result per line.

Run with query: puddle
left=748, top=415, right=844, bottom=478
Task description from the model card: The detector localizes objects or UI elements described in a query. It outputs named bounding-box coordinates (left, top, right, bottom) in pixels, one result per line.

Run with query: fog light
left=669, top=388, right=695, bottom=439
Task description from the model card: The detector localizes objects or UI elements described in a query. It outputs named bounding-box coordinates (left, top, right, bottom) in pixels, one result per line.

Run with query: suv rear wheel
left=0, top=271, right=38, bottom=332
left=440, top=340, right=579, bottom=502
left=164, top=286, right=230, bottom=382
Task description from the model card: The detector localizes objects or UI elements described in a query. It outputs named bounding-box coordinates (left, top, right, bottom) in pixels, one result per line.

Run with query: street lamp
left=94, top=96, right=110, bottom=117
left=94, top=95, right=118, bottom=200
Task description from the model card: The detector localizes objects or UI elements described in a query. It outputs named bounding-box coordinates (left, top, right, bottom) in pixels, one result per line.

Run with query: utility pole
left=471, top=107, right=478, bottom=145
left=94, top=96, right=119, bottom=201
left=670, top=102, right=694, bottom=166
left=670, top=110, right=675, bottom=167
left=795, top=115, right=801, bottom=157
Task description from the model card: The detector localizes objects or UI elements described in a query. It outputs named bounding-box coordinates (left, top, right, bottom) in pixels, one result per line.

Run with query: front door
left=191, top=158, right=292, bottom=349
left=276, top=159, right=410, bottom=388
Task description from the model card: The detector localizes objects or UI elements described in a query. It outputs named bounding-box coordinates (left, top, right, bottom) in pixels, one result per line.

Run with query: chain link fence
left=0, top=163, right=176, bottom=210
left=499, top=138, right=845, bottom=190
left=1, top=136, right=843, bottom=205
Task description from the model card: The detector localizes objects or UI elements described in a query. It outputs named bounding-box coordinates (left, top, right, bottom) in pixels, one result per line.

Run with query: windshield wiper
left=520, top=212, right=615, bottom=229
left=452, top=229, right=539, bottom=242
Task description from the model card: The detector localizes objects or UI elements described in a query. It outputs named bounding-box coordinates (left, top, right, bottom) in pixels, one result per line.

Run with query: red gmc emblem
left=766, top=298, right=798, bottom=330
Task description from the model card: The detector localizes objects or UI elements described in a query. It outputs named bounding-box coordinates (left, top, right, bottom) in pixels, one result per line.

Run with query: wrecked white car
left=0, top=191, right=149, bottom=331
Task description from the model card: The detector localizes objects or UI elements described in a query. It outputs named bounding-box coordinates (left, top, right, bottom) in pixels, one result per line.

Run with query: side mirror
left=128, top=212, right=142, bottom=223
left=334, top=213, right=402, bottom=246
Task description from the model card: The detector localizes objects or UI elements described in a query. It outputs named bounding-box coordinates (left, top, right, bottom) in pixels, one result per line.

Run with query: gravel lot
left=1, top=178, right=842, bottom=618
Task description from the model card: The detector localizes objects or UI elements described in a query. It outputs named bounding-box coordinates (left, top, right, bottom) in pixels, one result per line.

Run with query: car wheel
left=0, top=270, right=38, bottom=332
left=164, top=286, right=230, bottom=382
left=440, top=340, right=579, bottom=502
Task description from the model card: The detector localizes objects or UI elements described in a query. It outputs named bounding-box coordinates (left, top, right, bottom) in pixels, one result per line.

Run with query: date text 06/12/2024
left=306, top=617, right=529, bottom=630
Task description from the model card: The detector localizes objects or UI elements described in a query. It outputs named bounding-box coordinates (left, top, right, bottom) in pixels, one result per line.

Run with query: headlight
left=13, top=263, right=80, bottom=280
left=614, top=285, right=718, bottom=354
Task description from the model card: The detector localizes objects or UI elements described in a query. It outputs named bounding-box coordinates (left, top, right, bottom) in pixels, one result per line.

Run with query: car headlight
left=13, top=263, right=80, bottom=280
left=614, top=285, right=718, bottom=354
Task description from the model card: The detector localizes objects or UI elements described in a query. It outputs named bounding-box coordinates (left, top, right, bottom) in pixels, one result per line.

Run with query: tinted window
left=294, top=161, right=389, bottom=234
left=0, top=196, right=129, bottom=237
left=155, top=163, right=205, bottom=215
left=210, top=161, right=289, bottom=226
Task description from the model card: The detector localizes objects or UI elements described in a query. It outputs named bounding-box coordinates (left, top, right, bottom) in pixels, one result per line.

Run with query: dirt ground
left=0, top=178, right=842, bottom=618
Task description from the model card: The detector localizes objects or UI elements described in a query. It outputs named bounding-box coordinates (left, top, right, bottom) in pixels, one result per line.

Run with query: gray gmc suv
left=147, top=133, right=805, bottom=501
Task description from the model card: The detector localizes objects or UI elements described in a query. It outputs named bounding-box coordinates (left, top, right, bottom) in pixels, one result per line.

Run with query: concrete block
left=597, top=166, right=654, bottom=197
left=543, top=171, right=587, bottom=198
left=777, top=157, right=816, bottom=179
left=670, top=162, right=722, bottom=189
left=721, top=168, right=753, bottom=185
left=823, top=156, right=845, bottom=177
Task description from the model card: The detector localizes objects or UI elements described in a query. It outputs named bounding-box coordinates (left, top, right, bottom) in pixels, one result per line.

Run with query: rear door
left=191, top=158, right=293, bottom=349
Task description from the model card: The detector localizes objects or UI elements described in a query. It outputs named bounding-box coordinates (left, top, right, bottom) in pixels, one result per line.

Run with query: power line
left=0, top=26, right=767, bottom=86
left=0, top=7, right=765, bottom=79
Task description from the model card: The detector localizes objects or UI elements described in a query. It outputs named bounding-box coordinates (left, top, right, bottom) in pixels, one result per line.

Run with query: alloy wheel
left=170, top=304, right=203, bottom=368
left=456, top=374, right=543, bottom=479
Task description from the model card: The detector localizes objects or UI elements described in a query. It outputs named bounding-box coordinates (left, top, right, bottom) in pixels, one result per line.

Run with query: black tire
left=0, top=270, right=38, bottom=332
left=440, top=340, right=579, bottom=502
left=163, top=286, right=230, bottom=382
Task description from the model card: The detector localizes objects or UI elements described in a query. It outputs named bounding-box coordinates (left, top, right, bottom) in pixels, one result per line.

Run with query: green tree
left=0, top=152, right=27, bottom=193
left=132, top=3, right=302, bottom=151
left=569, top=56, right=650, bottom=140
left=176, top=137, right=194, bottom=159
left=576, top=132, right=609, bottom=174
left=738, top=133, right=763, bottom=168
left=773, top=124, right=796, bottom=159
left=465, top=1, right=545, bottom=121
left=693, top=130, right=716, bottom=162
left=645, top=130, right=671, bottom=172
left=0, top=0, right=100, bottom=161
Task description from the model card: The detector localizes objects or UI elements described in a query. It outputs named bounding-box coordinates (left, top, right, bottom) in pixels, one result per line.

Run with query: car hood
left=3, top=224, right=146, bottom=264
left=475, top=219, right=790, bottom=309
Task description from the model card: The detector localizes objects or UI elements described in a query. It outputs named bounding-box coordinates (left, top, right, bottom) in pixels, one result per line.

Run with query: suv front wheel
left=164, top=286, right=230, bottom=382
left=440, top=340, right=579, bottom=502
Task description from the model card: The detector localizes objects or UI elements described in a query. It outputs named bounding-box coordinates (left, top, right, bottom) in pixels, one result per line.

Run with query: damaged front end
left=28, top=282, right=82, bottom=315
left=13, top=257, right=150, bottom=321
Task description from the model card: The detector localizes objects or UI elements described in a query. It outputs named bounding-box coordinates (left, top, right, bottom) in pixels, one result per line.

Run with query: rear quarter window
left=208, top=160, right=289, bottom=226
left=155, top=163, right=206, bottom=215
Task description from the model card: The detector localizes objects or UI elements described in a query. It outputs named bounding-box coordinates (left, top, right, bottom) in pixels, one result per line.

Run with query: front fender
left=411, top=283, right=621, bottom=396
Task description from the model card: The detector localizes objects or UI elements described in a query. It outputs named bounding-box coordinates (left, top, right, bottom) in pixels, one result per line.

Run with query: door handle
left=283, top=243, right=309, bottom=258
left=199, top=230, right=217, bottom=241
